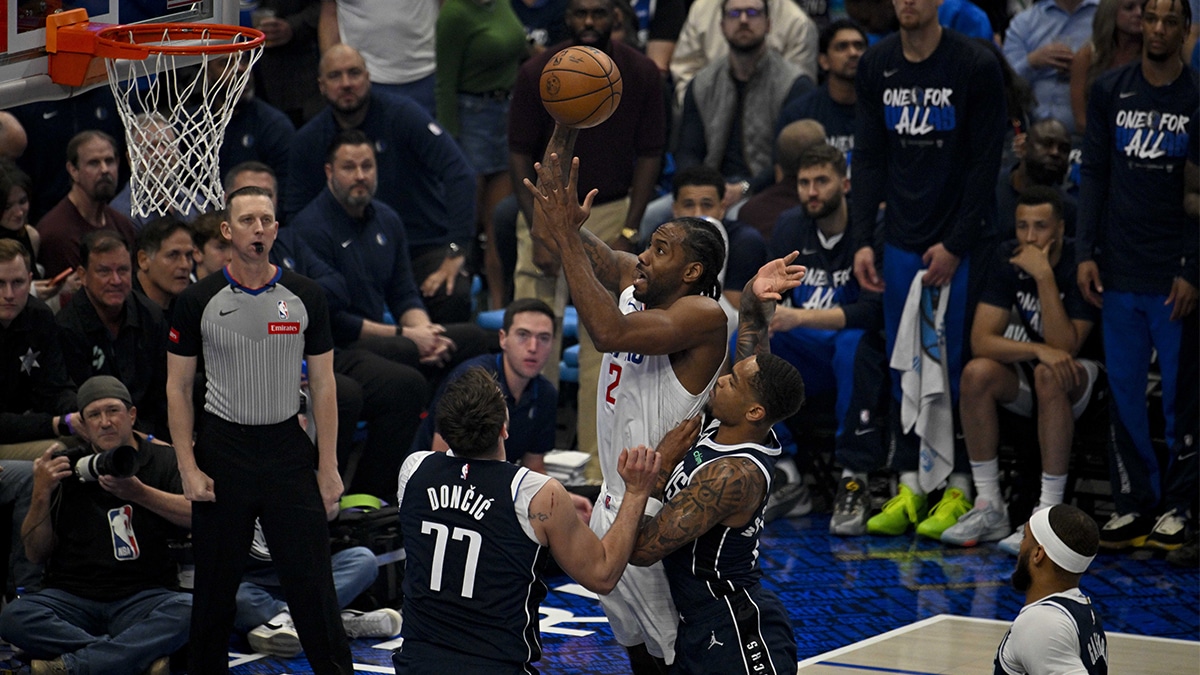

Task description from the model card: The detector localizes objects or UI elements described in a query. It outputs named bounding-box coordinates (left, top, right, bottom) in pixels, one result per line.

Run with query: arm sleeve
left=1005, top=605, right=1091, bottom=675
left=850, top=52, right=888, bottom=252
left=943, top=48, right=1006, bottom=257
left=675, top=84, right=707, bottom=171
left=1076, top=78, right=1112, bottom=265
left=434, top=4, right=467, bottom=136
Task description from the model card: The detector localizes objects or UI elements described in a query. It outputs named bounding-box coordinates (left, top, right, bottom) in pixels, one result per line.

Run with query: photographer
left=0, top=376, right=192, bottom=675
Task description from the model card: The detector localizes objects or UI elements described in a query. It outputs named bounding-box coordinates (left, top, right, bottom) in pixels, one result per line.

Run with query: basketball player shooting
left=525, top=151, right=728, bottom=673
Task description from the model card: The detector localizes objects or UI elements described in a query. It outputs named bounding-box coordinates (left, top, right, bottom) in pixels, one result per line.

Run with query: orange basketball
left=540, top=46, right=623, bottom=129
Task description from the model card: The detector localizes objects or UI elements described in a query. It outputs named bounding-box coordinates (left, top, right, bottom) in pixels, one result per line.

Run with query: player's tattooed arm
left=736, top=254, right=806, bottom=362
left=631, top=457, right=766, bottom=566
left=579, top=228, right=639, bottom=295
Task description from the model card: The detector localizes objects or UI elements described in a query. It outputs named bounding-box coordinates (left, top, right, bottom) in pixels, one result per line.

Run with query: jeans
left=0, top=587, right=191, bottom=675
left=0, top=460, right=40, bottom=591
left=235, top=546, right=379, bottom=632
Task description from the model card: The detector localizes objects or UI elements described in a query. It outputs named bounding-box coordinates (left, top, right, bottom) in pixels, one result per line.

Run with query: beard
left=1025, top=160, right=1066, bottom=187
left=91, top=179, right=117, bottom=204
left=729, top=34, right=767, bottom=55
left=805, top=195, right=841, bottom=220
left=1010, top=549, right=1032, bottom=592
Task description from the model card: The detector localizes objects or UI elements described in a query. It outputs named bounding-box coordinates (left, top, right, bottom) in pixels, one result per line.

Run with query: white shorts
left=589, top=485, right=678, bottom=663
left=1001, top=358, right=1100, bottom=420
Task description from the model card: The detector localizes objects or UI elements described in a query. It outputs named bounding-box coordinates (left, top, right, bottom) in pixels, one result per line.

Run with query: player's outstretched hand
left=523, top=153, right=598, bottom=244
left=752, top=252, right=806, bottom=301
left=618, top=445, right=662, bottom=498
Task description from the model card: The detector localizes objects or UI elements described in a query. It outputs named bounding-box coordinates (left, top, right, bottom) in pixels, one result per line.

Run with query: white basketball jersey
left=595, top=286, right=722, bottom=497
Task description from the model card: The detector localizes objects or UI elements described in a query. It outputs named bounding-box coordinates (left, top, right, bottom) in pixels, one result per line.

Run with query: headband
left=1029, top=507, right=1094, bottom=574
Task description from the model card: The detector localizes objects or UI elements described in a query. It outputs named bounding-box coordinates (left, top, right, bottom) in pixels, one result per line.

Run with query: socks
left=899, top=471, right=922, bottom=495
left=947, top=472, right=973, bottom=502
left=1039, top=472, right=1068, bottom=511
left=970, top=458, right=1003, bottom=509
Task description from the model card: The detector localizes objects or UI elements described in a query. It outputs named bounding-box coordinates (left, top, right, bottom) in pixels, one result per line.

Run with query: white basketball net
left=104, top=27, right=263, bottom=220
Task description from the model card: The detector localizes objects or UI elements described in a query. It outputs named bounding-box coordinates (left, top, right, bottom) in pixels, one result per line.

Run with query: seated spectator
left=996, top=118, right=1078, bottom=238
left=1068, top=0, right=1142, bottom=135
left=0, top=240, right=81, bottom=461
left=189, top=212, right=232, bottom=282
left=57, top=232, right=169, bottom=439
left=1, top=160, right=40, bottom=273
left=764, top=145, right=888, bottom=534
left=35, top=131, right=137, bottom=278
left=1002, top=0, right=1098, bottom=135
left=0, top=112, right=26, bottom=159
left=291, top=130, right=490, bottom=380
left=239, top=521, right=401, bottom=658
left=738, top=119, right=828, bottom=240
left=286, top=44, right=477, bottom=324
left=943, top=187, right=1099, bottom=552
left=110, top=114, right=200, bottom=229
left=133, top=217, right=195, bottom=324
left=0, top=376, right=192, bottom=675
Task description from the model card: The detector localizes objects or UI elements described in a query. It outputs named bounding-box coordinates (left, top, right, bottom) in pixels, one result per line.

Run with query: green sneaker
left=866, top=484, right=928, bottom=536
left=916, top=488, right=972, bottom=540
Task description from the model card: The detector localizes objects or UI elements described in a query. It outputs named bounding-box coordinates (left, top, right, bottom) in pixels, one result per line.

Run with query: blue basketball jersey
left=662, top=420, right=781, bottom=619
left=994, top=592, right=1108, bottom=675
left=398, top=452, right=551, bottom=671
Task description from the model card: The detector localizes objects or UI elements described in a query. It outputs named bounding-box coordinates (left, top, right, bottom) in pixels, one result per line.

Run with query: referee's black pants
left=188, top=413, right=353, bottom=675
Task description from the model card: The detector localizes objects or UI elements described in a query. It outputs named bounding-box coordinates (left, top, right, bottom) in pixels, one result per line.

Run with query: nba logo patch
left=277, top=301, right=289, bottom=320
left=461, top=464, right=470, bottom=481
left=108, top=505, right=140, bottom=561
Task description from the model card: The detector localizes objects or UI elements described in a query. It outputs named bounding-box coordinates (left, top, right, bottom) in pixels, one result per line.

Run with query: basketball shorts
left=589, top=486, right=678, bottom=662
left=1001, top=358, right=1100, bottom=420
left=673, top=583, right=797, bottom=675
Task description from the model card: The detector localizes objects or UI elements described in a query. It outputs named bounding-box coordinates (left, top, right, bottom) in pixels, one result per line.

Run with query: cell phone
left=49, top=267, right=74, bottom=286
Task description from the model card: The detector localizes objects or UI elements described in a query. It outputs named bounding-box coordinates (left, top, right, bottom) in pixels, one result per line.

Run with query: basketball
left=539, top=46, right=623, bottom=129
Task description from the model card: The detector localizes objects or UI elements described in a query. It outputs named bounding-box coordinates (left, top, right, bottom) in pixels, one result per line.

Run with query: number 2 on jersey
left=605, top=362, right=623, bottom=404
left=421, top=521, right=482, bottom=598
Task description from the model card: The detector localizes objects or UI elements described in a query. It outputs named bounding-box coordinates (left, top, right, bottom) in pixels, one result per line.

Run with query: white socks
left=1039, top=472, right=1068, bottom=510
left=970, top=458, right=1003, bottom=509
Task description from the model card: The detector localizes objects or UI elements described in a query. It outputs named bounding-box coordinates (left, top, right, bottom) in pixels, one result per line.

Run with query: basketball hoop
left=48, top=11, right=265, bottom=219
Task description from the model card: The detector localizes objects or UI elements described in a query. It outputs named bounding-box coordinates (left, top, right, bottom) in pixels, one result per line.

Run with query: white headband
left=1029, top=507, right=1094, bottom=574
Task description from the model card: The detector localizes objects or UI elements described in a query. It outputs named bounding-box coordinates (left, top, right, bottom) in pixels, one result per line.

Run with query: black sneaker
left=1145, top=509, right=1188, bottom=551
left=1167, top=534, right=1199, bottom=567
left=1098, top=512, right=1154, bottom=549
left=830, top=477, right=870, bottom=536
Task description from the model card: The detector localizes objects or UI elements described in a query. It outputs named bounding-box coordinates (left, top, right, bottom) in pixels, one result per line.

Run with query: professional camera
left=51, top=445, right=138, bottom=482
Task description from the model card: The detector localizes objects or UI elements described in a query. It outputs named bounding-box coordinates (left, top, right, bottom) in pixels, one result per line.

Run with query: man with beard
left=286, top=44, right=477, bottom=325
left=765, top=144, right=888, bottom=536
left=942, top=187, right=1100, bottom=553
left=528, top=152, right=727, bottom=674
left=676, top=0, right=813, bottom=209
left=995, top=503, right=1108, bottom=675
left=852, top=0, right=1006, bottom=539
left=36, top=131, right=137, bottom=278
left=995, top=118, right=1078, bottom=238
left=1077, top=0, right=1198, bottom=549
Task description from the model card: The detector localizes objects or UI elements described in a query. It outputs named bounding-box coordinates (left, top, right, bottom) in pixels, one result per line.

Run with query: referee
left=166, top=185, right=352, bottom=674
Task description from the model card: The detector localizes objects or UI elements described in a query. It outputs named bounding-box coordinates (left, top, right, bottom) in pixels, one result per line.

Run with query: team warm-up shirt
left=596, top=286, right=721, bottom=496
left=851, top=29, right=1006, bottom=256
left=769, top=206, right=883, bottom=331
left=168, top=266, right=333, bottom=426
left=979, top=238, right=1098, bottom=344
left=778, top=83, right=856, bottom=172
left=662, top=419, right=780, bottom=619
left=1078, top=63, right=1199, bottom=294
left=995, top=589, right=1108, bottom=675
left=397, top=451, right=551, bottom=670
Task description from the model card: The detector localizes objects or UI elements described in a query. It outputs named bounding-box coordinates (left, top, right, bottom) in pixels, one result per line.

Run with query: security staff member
left=166, top=185, right=352, bottom=674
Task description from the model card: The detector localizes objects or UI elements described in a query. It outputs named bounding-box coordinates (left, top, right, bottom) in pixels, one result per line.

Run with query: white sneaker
left=248, top=610, right=301, bottom=657
left=940, top=500, right=1010, bottom=547
left=342, top=608, right=403, bottom=639
left=997, top=527, right=1024, bottom=556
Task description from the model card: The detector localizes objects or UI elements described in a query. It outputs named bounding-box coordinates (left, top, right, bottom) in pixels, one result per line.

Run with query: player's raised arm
left=736, top=253, right=806, bottom=362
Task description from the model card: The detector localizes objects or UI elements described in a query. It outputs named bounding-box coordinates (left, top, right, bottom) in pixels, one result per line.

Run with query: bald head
left=777, top=119, right=828, bottom=180
left=320, top=44, right=367, bottom=77
left=0, top=112, right=27, bottom=159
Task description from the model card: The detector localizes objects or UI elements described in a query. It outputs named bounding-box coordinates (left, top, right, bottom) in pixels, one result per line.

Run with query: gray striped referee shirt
left=168, top=266, right=334, bottom=426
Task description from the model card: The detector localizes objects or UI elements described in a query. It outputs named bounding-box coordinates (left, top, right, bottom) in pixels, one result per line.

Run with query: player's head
left=77, top=375, right=137, bottom=452
left=795, top=144, right=849, bottom=220
left=777, top=119, right=828, bottom=182
left=672, top=165, right=726, bottom=221
left=190, top=211, right=232, bottom=281
left=640, top=217, right=726, bottom=305
left=0, top=239, right=32, bottom=327
left=79, top=231, right=133, bottom=315
left=1014, top=186, right=1065, bottom=258
left=1141, top=0, right=1191, bottom=61
left=710, top=353, right=805, bottom=431
left=1012, top=504, right=1099, bottom=591
left=224, top=161, right=278, bottom=209
left=1022, top=119, right=1071, bottom=187
left=223, top=186, right=278, bottom=263
left=500, top=298, right=557, bottom=382
left=319, top=44, right=371, bottom=116
left=137, top=217, right=195, bottom=303
left=818, top=19, right=868, bottom=81
left=325, top=130, right=378, bottom=216
left=436, top=367, right=509, bottom=459
left=893, top=0, right=942, bottom=32
left=66, top=131, right=119, bottom=204
left=721, top=0, right=771, bottom=53
left=567, top=0, right=616, bottom=50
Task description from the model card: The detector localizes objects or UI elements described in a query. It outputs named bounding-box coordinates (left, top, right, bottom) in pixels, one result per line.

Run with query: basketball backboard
left=0, top=0, right=238, bottom=108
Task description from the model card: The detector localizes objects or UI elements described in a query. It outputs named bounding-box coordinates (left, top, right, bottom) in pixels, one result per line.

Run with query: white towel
left=890, top=270, right=954, bottom=492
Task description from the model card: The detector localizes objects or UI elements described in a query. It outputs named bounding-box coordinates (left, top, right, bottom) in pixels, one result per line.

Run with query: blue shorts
left=457, top=93, right=510, bottom=176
